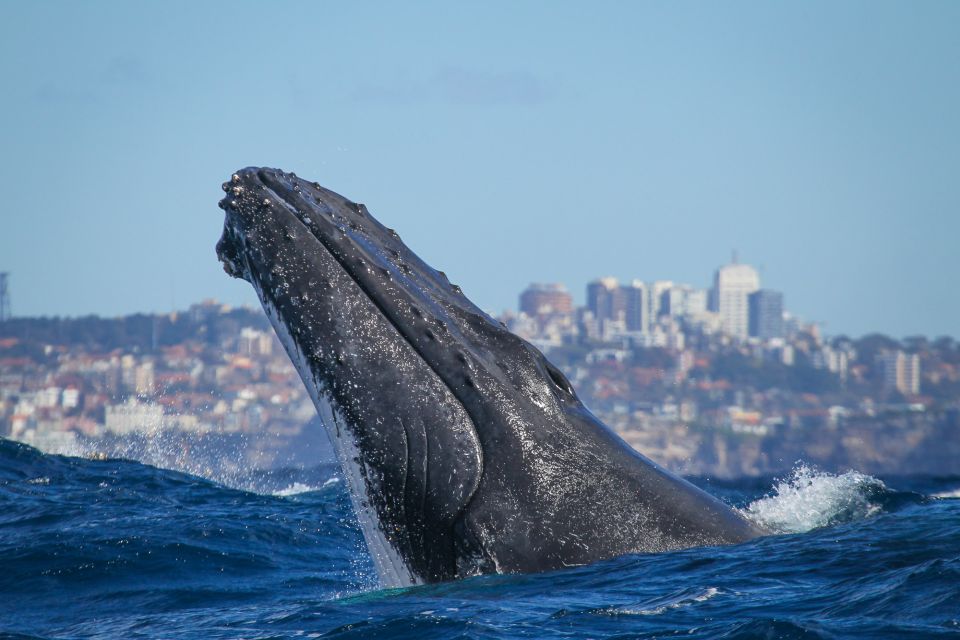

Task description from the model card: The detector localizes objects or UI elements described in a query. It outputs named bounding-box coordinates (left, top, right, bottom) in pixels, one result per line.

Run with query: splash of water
left=742, top=464, right=886, bottom=534
left=70, top=431, right=254, bottom=488
left=14, top=430, right=338, bottom=497
left=273, top=478, right=341, bottom=497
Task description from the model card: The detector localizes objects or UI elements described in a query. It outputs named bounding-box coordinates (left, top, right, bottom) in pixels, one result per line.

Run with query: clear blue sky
left=1, top=1, right=957, bottom=339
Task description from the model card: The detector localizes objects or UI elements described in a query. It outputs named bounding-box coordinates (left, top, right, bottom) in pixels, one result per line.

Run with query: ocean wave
left=741, top=464, right=887, bottom=533
left=2, top=439, right=958, bottom=639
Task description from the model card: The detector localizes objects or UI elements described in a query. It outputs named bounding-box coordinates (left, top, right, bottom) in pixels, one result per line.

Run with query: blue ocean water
left=1, top=438, right=958, bottom=639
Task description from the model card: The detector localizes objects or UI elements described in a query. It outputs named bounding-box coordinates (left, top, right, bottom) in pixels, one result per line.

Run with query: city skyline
left=0, top=252, right=956, bottom=342
left=3, top=285, right=956, bottom=479
left=2, top=3, right=959, bottom=338
left=514, top=258, right=791, bottom=349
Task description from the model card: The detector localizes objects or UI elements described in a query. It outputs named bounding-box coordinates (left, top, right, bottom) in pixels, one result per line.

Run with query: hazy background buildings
left=517, top=256, right=787, bottom=350
left=4, top=250, right=956, bottom=480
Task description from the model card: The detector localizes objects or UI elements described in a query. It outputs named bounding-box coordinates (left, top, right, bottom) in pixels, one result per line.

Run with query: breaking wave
left=742, top=464, right=890, bottom=533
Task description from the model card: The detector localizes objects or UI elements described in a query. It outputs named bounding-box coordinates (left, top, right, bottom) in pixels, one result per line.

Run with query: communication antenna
left=0, top=273, right=10, bottom=322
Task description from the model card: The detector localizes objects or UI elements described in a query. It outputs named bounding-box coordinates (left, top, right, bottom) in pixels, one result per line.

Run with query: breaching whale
left=216, top=167, right=766, bottom=586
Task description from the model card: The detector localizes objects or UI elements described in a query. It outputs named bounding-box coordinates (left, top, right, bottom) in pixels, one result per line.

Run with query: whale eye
left=545, top=361, right=574, bottom=395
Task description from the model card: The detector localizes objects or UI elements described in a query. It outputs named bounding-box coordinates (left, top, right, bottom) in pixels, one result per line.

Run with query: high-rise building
left=586, top=277, right=625, bottom=324
left=519, top=283, right=573, bottom=318
left=880, top=351, right=921, bottom=396
left=647, top=280, right=674, bottom=324
left=748, top=289, right=784, bottom=339
left=622, top=281, right=646, bottom=332
left=710, top=259, right=760, bottom=339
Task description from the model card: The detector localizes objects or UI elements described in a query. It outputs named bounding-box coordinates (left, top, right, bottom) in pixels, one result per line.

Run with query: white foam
left=273, top=478, right=341, bottom=497
left=742, top=465, right=885, bottom=534
left=615, top=587, right=720, bottom=616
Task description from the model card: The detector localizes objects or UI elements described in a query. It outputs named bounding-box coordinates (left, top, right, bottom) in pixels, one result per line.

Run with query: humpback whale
left=216, top=167, right=765, bottom=586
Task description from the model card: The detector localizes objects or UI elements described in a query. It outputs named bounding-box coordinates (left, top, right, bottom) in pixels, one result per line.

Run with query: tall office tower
left=710, top=259, right=760, bottom=339
left=0, top=273, right=9, bottom=322
left=645, top=280, right=674, bottom=328
left=586, top=277, right=623, bottom=323
left=748, top=289, right=784, bottom=339
left=622, top=280, right=646, bottom=332
left=880, top=351, right=921, bottom=395
left=519, top=283, right=574, bottom=318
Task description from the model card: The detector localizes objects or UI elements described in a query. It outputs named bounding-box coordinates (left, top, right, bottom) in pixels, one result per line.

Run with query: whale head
left=216, top=167, right=764, bottom=586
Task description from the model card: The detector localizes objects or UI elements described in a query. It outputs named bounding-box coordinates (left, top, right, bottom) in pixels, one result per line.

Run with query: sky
left=0, top=1, right=957, bottom=339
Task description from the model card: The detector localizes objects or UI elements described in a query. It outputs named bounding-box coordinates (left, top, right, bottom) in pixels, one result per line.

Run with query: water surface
left=1, top=439, right=958, bottom=639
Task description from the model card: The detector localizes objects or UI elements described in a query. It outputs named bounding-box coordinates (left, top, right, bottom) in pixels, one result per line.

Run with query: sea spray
left=742, top=464, right=887, bottom=533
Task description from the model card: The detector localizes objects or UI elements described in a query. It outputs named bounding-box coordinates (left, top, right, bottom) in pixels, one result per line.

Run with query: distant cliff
left=612, top=410, right=960, bottom=478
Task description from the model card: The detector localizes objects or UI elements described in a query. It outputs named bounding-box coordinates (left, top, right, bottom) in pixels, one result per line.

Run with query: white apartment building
left=711, top=261, right=760, bottom=339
